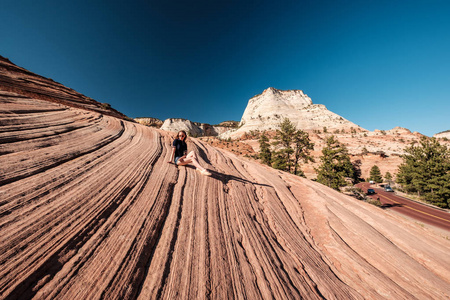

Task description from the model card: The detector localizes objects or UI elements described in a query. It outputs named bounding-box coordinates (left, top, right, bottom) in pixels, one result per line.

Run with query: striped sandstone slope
left=0, top=92, right=449, bottom=299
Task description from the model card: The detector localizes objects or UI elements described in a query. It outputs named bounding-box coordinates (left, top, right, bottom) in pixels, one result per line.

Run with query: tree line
left=258, top=118, right=449, bottom=208
left=397, top=137, right=449, bottom=208
left=259, top=118, right=355, bottom=189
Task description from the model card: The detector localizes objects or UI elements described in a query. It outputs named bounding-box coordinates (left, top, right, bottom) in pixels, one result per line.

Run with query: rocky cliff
left=221, top=87, right=365, bottom=138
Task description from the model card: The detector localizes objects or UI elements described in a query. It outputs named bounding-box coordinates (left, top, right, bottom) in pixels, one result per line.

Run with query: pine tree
left=258, top=131, right=272, bottom=165
left=385, top=172, right=393, bottom=185
left=271, top=151, right=288, bottom=171
left=270, top=118, right=314, bottom=176
left=292, top=129, right=314, bottom=177
left=397, top=137, right=450, bottom=208
left=272, top=118, right=296, bottom=172
left=369, top=165, right=383, bottom=183
left=352, top=159, right=363, bottom=183
left=316, top=135, right=354, bottom=190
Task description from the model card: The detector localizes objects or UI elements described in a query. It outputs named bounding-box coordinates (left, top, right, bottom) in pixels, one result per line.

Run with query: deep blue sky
left=1, top=0, right=449, bottom=136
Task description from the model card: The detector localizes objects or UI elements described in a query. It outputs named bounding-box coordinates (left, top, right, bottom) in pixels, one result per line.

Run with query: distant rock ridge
left=134, top=117, right=163, bottom=128
left=386, top=127, right=411, bottom=134
left=138, top=88, right=444, bottom=141
left=220, top=87, right=366, bottom=138
left=434, top=130, right=450, bottom=139
left=156, top=87, right=368, bottom=138
left=159, top=118, right=233, bottom=137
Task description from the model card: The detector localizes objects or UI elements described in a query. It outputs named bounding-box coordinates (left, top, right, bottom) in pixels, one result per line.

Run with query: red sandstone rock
left=0, top=91, right=449, bottom=299
left=1, top=57, right=449, bottom=299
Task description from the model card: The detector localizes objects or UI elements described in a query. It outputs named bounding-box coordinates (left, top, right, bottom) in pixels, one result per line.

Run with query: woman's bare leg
left=177, top=151, right=206, bottom=171
left=186, top=151, right=198, bottom=160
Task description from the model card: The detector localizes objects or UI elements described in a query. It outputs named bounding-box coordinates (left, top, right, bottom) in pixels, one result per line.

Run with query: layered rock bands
left=0, top=91, right=449, bottom=299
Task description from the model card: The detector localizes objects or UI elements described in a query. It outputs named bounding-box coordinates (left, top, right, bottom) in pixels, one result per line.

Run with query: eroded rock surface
left=1, top=91, right=449, bottom=299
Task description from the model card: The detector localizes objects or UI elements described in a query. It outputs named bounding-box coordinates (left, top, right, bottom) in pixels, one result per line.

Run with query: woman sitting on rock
left=168, top=130, right=211, bottom=176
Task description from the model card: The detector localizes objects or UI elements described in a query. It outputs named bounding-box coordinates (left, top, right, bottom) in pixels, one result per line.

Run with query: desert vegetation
left=258, top=118, right=314, bottom=177
left=397, top=137, right=450, bottom=208
left=369, top=165, right=383, bottom=183
left=315, top=135, right=354, bottom=190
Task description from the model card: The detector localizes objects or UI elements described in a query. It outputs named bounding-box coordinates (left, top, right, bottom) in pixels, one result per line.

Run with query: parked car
left=369, top=180, right=375, bottom=184
left=384, top=186, right=394, bottom=192
left=367, top=188, right=376, bottom=195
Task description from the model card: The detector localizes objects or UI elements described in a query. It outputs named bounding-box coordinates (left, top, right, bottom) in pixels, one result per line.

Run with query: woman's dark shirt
left=173, top=139, right=187, bottom=158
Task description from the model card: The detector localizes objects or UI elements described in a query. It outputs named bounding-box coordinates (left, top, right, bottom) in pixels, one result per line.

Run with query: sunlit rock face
left=134, top=117, right=163, bottom=128
left=160, top=118, right=204, bottom=136
left=221, top=87, right=365, bottom=138
left=241, top=87, right=313, bottom=128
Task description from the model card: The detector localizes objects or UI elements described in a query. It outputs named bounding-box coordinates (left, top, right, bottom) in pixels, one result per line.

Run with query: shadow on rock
left=381, top=203, right=404, bottom=209
left=209, top=170, right=271, bottom=187
left=179, top=165, right=271, bottom=187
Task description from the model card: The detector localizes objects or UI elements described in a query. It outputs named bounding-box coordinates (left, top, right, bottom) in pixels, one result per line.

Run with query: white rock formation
left=134, top=117, right=163, bottom=128
left=159, top=118, right=231, bottom=137
left=160, top=118, right=204, bottom=136
left=220, top=87, right=365, bottom=138
left=434, top=130, right=450, bottom=139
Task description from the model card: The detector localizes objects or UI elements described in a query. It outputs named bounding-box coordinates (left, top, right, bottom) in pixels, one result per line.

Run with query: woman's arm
left=168, top=147, right=176, bottom=163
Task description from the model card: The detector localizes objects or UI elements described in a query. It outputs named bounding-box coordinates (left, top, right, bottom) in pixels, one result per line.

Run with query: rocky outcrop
left=160, top=118, right=231, bottom=137
left=220, top=87, right=366, bottom=138
left=217, top=120, right=239, bottom=128
left=386, top=126, right=412, bottom=135
left=160, top=118, right=204, bottom=136
left=134, top=117, right=163, bottom=128
left=201, top=122, right=230, bottom=136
